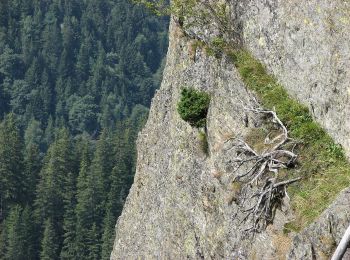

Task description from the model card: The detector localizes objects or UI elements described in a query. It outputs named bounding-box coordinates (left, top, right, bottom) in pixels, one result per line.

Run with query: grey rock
left=236, top=0, right=350, bottom=158
left=287, top=188, right=350, bottom=260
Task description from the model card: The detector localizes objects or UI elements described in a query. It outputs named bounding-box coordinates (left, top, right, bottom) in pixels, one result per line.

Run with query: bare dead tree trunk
left=332, top=223, right=350, bottom=260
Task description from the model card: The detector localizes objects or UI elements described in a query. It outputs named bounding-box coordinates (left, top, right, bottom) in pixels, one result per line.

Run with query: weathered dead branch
left=332, top=223, right=350, bottom=260
left=243, top=177, right=301, bottom=232
left=230, top=105, right=301, bottom=233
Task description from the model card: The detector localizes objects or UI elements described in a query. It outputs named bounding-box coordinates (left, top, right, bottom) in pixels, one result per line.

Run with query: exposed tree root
left=229, top=104, right=301, bottom=233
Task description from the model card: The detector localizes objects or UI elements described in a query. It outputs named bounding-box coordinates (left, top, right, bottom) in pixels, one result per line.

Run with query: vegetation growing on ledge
left=230, top=50, right=350, bottom=229
left=190, top=35, right=350, bottom=228
left=177, top=88, right=210, bottom=128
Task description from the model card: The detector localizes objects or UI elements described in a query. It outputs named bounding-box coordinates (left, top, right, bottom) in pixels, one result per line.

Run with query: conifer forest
left=0, top=0, right=168, bottom=259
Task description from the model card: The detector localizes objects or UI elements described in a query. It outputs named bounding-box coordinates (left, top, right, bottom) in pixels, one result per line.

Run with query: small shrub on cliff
left=177, top=88, right=210, bottom=128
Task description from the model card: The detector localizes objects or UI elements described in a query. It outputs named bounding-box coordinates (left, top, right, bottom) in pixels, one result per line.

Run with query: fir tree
left=75, top=141, right=92, bottom=259
left=60, top=171, right=77, bottom=259
left=23, top=144, right=41, bottom=204
left=2, top=205, right=36, bottom=260
left=40, top=218, right=59, bottom=260
left=4, top=205, right=23, bottom=260
left=35, top=128, right=75, bottom=252
left=0, top=113, right=24, bottom=219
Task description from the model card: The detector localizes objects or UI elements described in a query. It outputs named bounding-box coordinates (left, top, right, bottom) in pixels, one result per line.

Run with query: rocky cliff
left=111, top=1, right=350, bottom=259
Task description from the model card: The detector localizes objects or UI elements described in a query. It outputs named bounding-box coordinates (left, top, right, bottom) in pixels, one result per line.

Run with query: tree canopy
left=0, top=0, right=168, bottom=258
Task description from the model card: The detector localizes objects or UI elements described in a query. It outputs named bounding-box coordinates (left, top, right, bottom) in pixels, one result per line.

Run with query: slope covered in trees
left=0, top=0, right=168, bottom=259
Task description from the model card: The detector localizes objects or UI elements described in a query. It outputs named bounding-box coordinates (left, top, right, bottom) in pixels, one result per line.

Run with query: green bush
left=177, top=88, right=210, bottom=128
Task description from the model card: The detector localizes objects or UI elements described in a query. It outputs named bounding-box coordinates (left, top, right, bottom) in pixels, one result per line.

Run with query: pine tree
left=0, top=84, right=9, bottom=118
left=75, top=136, right=107, bottom=259
left=0, top=0, right=8, bottom=28
left=39, top=69, right=54, bottom=121
left=76, top=37, right=91, bottom=85
left=2, top=205, right=36, bottom=260
left=23, top=144, right=41, bottom=204
left=88, top=223, right=101, bottom=260
left=25, top=57, right=42, bottom=89
left=91, top=129, right=115, bottom=193
left=43, top=116, right=54, bottom=150
left=20, top=206, right=37, bottom=260
left=40, top=218, right=59, bottom=260
left=42, top=9, right=62, bottom=73
left=35, top=128, right=75, bottom=252
left=60, top=171, right=77, bottom=259
left=74, top=140, right=91, bottom=259
left=0, top=219, right=8, bottom=259
left=0, top=113, right=24, bottom=219
left=87, top=42, right=106, bottom=98
left=4, top=205, right=23, bottom=260
left=101, top=210, right=115, bottom=260
left=24, top=118, right=43, bottom=151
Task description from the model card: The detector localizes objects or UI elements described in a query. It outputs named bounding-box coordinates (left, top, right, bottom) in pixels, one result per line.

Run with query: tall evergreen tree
left=40, top=218, right=59, bottom=260
left=23, top=144, right=41, bottom=204
left=0, top=0, right=8, bottom=28
left=0, top=113, right=24, bottom=219
left=75, top=159, right=104, bottom=258
left=75, top=140, right=94, bottom=259
left=35, top=128, right=75, bottom=252
left=1, top=205, right=36, bottom=260
left=0, top=220, right=8, bottom=259
left=60, top=170, right=77, bottom=259
left=3, top=205, right=23, bottom=260
left=91, top=129, right=115, bottom=192
left=20, top=206, right=37, bottom=260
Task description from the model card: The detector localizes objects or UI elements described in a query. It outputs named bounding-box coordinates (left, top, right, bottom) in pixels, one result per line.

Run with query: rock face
left=237, top=0, right=350, bottom=158
left=111, top=1, right=350, bottom=259
left=112, top=21, right=265, bottom=259
left=288, top=188, right=350, bottom=259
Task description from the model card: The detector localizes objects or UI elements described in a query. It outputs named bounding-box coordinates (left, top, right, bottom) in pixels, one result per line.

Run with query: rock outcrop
left=237, top=0, right=350, bottom=158
left=111, top=1, right=350, bottom=259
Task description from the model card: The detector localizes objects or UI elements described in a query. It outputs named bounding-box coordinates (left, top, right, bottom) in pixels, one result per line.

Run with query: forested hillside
left=0, top=0, right=168, bottom=259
